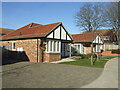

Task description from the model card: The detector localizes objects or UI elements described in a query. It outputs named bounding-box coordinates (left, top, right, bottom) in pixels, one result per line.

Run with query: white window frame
left=74, top=43, right=84, bottom=54
left=17, top=47, right=23, bottom=53
left=104, top=36, right=109, bottom=40
left=12, top=41, right=16, bottom=50
left=46, top=40, right=61, bottom=53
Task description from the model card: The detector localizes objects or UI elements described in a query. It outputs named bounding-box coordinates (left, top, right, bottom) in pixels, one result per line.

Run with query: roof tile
left=2, top=22, right=61, bottom=40
left=0, top=28, right=15, bottom=35
left=72, top=32, right=98, bottom=43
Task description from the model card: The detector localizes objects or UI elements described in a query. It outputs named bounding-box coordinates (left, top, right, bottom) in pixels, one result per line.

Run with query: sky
left=2, top=2, right=109, bottom=34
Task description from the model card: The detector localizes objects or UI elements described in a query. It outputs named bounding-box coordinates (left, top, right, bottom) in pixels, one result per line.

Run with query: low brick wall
left=44, top=53, right=61, bottom=62
left=102, top=51, right=120, bottom=56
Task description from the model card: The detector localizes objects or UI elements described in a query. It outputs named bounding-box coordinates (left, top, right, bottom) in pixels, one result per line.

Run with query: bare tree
left=75, top=3, right=107, bottom=32
left=103, top=2, right=119, bottom=42
left=75, top=3, right=106, bottom=65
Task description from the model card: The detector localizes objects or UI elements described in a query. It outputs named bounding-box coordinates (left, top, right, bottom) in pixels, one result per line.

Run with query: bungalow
left=83, top=29, right=118, bottom=51
left=1, top=22, right=73, bottom=62
left=82, top=29, right=119, bottom=56
left=71, top=32, right=103, bottom=55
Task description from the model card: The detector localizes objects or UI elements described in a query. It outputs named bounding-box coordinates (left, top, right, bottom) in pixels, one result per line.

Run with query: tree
left=75, top=3, right=107, bottom=32
left=103, top=2, right=120, bottom=42
left=75, top=3, right=106, bottom=65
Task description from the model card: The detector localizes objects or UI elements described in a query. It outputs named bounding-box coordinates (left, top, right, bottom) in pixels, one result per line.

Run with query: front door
left=61, top=43, right=65, bottom=58
left=61, top=43, right=70, bottom=58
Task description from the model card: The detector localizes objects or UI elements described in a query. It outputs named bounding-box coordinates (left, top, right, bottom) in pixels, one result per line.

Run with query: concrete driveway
left=82, top=57, right=118, bottom=88
left=2, top=61, right=103, bottom=88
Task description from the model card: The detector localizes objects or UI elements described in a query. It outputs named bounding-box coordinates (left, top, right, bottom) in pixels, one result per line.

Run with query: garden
left=60, top=54, right=116, bottom=68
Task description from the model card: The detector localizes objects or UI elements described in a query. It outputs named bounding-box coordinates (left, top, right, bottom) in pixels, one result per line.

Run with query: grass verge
left=60, top=56, right=116, bottom=68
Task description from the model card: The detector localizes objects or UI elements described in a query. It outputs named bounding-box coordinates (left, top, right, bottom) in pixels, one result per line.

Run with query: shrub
left=80, top=54, right=88, bottom=59
left=80, top=53, right=97, bottom=59
left=87, top=53, right=97, bottom=59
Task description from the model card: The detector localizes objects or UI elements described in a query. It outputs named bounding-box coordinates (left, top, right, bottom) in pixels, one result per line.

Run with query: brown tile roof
left=83, top=29, right=113, bottom=36
left=72, top=32, right=98, bottom=43
left=0, top=28, right=15, bottom=35
left=83, top=29, right=115, bottom=42
left=1, top=22, right=62, bottom=40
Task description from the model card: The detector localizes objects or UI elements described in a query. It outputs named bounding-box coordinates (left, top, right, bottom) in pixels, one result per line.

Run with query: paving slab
left=50, top=57, right=76, bottom=63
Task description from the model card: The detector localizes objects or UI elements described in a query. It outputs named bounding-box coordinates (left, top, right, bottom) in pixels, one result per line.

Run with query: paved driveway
left=82, top=57, right=118, bottom=88
left=2, top=62, right=103, bottom=88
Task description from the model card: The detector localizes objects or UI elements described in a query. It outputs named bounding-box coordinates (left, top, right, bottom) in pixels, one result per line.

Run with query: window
left=57, top=41, right=59, bottom=51
left=76, top=45, right=78, bottom=51
left=78, top=45, right=80, bottom=53
left=74, top=44, right=78, bottom=53
left=47, top=41, right=49, bottom=52
left=17, top=47, right=23, bottom=53
left=53, top=41, right=56, bottom=52
left=67, top=44, right=70, bottom=51
left=46, top=40, right=61, bottom=53
left=12, top=41, right=16, bottom=50
left=74, top=44, right=83, bottom=54
left=50, top=41, right=52, bottom=51
left=82, top=45, right=84, bottom=54
left=104, top=36, right=109, bottom=40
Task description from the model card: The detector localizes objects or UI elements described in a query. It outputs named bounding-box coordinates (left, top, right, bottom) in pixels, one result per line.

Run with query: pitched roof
left=72, top=32, right=98, bottom=43
left=1, top=22, right=62, bottom=40
left=0, top=28, right=15, bottom=35
left=83, top=29, right=113, bottom=36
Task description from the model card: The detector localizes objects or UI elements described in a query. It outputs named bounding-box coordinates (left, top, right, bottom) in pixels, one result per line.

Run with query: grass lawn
left=60, top=56, right=116, bottom=68
left=99, top=56, right=116, bottom=60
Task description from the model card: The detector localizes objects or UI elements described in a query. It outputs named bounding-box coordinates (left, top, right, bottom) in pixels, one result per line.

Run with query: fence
left=104, top=44, right=119, bottom=51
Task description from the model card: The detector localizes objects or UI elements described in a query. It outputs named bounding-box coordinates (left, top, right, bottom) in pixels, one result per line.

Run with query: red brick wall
left=102, top=51, right=120, bottom=56
left=0, top=41, right=12, bottom=49
left=84, top=47, right=91, bottom=54
left=16, top=39, right=42, bottom=62
left=44, top=53, right=61, bottom=62
left=1, top=39, right=62, bottom=62
left=1, top=39, right=42, bottom=62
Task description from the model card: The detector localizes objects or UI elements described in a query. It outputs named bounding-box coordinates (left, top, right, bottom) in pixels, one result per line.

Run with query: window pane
left=57, top=41, right=59, bottom=51
left=75, top=45, right=77, bottom=50
left=104, top=36, right=109, bottom=40
left=47, top=41, right=49, bottom=52
left=78, top=45, right=80, bottom=53
left=50, top=41, right=52, bottom=51
left=67, top=44, right=69, bottom=50
left=83, top=45, right=84, bottom=54
left=13, top=42, right=16, bottom=49
left=53, top=41, right=56, bottom=52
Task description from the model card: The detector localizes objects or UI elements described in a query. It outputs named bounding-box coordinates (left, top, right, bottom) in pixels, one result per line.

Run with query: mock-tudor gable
left=46, top=24, right=72, bottom=41
left=93, top=35, right=103, bottom=44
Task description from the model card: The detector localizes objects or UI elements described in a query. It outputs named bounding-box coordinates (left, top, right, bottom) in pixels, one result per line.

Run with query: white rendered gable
left=54, top=26, right=60, bottom=39
left=46, top=25, right=72, bottom=41
left=93, top=35, right=103, bottom=44
left=61, top=26, right=66, bottom=40
left=67, top=35, right=71, bottom=40
left=47, top=32, right=53, bottom=38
